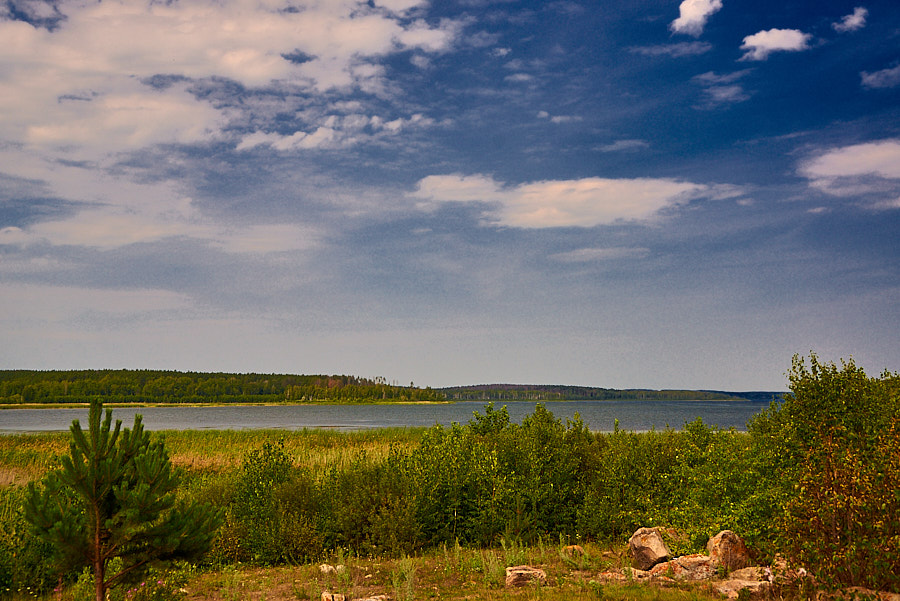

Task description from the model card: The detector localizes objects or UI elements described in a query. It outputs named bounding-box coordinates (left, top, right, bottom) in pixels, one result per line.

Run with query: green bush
left=317, top=448, right=419, bottom=556
left=219, top=439, right=300, bottom=564
left=0, top=486, right=56, bottom=597
left=749, top=354, right=900, bottom=591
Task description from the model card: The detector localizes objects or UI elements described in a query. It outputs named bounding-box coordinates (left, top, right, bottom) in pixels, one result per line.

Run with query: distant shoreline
left=0, top=397, right=778, bottom=410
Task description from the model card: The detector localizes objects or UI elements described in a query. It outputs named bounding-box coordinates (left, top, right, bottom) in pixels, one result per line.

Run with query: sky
left=1, top=0, right=899, bottom=391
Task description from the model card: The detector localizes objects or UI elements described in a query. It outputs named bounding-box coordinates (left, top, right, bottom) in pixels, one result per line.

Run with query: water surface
left=0, top=400, right=774, bottom=433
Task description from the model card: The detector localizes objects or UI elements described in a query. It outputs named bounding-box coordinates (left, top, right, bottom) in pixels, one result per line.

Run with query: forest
left=0, top=370, right=445, bottom=404
left=0, top=370, right=776, bottom=405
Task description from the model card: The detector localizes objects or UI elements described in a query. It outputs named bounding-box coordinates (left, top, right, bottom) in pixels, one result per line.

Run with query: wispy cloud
left=799, top=139, right=900, bottom=206
left=550, top=247, right=651, bottom=262
left=629, top=42, right=713, bottom=57
left=0, top=0, right=462, bottom=157
left=833, top=7, right=868, bottom=33
left=692, top=70, right=752, bottom=108
left=861, top=65, right=900, bottom=89
left=740, top=29, right=812, bottom=61
left=596, top=139, right=650, bottom=153
left=670, top=0, right=723, bottom=37
left=537, top=111, right=582, bottom=124
left=236, top=113, right=437, bottom=151
left=411, top=174, right=711, bottom=228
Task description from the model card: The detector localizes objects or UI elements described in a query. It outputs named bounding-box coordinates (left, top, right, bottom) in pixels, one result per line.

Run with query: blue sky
left=1, top=0, right=899, bottom=390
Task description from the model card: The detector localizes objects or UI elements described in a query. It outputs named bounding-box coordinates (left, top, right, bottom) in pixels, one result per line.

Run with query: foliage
left=0, top=486, right=55, bottom=597
left=576, top=419, right=755, bottom=554
left=214, top=440, right=323, bottom=565
left=0, top=370, right=444, bottom=405
left=23, top=401, right=222, bottom=601
left=749, top=354, right=900, bottom=591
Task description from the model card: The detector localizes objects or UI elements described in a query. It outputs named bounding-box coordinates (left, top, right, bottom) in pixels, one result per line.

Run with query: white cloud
left=374, top=0, right=426, bottom=13
left=550, top=247, right=651, bottom=262
left=670, top=0, right=722, bottom=37
left=801, top=140, right=900, bottom=181
left=800, top=139, right=900, bottom=204
left=740, top=29, right=811, bottom=61
left=0, top=0, right=461, bottom=156
left=833, top=7, right=868, bottom=33
left=861, top=65, right=900, bottom=89
left=411, top=174, right=710, bottom=228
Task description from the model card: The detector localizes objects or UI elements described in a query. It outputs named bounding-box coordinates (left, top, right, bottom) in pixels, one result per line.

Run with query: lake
left=0, top=400, right=775, bottom=433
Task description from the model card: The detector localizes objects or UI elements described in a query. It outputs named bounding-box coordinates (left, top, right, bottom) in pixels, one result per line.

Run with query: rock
left=707, top=531, right=751, bottom=572
left=728, top=567, right=769, bottom=582
left=843, top=588, right=900, bottom=601
left=628, top=527, right=671, bottom=570
left=320, top=593, right=345, bottom=601
left=649, top=554, right=715, bottom=581
left=355, top=596, right=390, bottom=601
left=713, top=579, right=772, bottom=599
left=319, top=564, right=346, bottom=575
left=505, top=565, right=547, bottom=587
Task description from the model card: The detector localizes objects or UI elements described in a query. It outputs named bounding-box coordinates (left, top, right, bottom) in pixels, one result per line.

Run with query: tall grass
left=0, top=433, right=68, bottom=485
left=158, top=428, right=425, bottom=474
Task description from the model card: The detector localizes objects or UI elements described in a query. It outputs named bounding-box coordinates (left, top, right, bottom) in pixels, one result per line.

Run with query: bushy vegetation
left=748, top=354, right=900, bottom=591
left=1, top=353, right=898, bottom=599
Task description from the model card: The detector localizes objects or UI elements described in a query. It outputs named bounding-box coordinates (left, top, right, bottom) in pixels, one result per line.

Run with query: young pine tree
left=24, top=400, right=222, bottom=601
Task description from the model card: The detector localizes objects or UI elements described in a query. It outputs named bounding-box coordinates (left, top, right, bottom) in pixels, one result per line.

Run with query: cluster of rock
left=599, top=527, right=772, bottom=599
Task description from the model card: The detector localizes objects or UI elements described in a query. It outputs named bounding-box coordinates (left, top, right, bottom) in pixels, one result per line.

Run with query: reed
left=159, top=427, right=425, bottom=474
left=0, top=432, right=68, bottom=484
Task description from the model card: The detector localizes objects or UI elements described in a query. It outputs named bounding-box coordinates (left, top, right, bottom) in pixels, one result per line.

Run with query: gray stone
left=505, top=565, right=547, bottom=587
left=628, top=527, right=671, bottom=570
left=707, top=530, right=751, bottom=572
left=713, top=579, right=772, bottom=599
left=649, top=554, right=715, bottom=581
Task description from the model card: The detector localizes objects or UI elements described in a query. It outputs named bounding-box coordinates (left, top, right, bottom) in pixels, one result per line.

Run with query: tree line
left=0, top=370, right=781, bottom=404
left=0, top=370, right=445, bottom=404
left=439, top=383, right=758, bottom=401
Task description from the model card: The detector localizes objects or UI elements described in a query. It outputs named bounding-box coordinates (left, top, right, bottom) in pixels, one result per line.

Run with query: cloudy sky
left=1, top=0, right=899, bottom=390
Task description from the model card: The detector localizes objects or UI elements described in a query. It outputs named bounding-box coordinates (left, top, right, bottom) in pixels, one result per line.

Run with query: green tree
left=23, top=400, right=222, bottom=601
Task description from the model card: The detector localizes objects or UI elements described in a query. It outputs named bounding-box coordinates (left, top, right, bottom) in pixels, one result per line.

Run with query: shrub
left=749, top=354, right=900, bottom=591
left=220, top=439, right=317, bottom=564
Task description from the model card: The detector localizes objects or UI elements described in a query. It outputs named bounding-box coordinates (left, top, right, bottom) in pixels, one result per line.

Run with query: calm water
left=0, top=400, right=774, bottom=433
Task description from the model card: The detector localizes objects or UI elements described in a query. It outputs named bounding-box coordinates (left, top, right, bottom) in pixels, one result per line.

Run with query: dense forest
left=0, top=370, right=782, bottom=405
left=0, top=370, right=444, bottom=404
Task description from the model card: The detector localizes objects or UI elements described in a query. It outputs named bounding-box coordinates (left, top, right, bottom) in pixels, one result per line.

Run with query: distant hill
left=438, top=384, right=786, bottom=402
